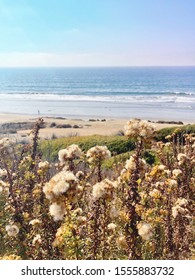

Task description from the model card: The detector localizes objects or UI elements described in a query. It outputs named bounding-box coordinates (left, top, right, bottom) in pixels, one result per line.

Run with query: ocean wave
left=0, top=89, right=194, bottom=95
left=0, top=91, right=195, bottom=103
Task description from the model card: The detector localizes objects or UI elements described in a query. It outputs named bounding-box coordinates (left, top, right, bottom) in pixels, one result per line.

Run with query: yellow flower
left=145, top=209, right=154, bottom=217
left=23, top=212, right=29, bottom=219
left=159, top=209, right=168, bottom=216
left=135, top=204, right=144, bottom=215
left=119, top=210, right=129, bottom=222
left=37, top=169, right=43, bottom=175
left=0, top=254, right=22, bottom=260
left=150, top=166, right=159, bottom=177
left=154, top=217, right=163, bottom=223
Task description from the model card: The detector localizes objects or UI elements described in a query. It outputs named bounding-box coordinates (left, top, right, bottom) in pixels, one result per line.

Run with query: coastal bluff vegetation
left=0, top=118, right=194, bottom=260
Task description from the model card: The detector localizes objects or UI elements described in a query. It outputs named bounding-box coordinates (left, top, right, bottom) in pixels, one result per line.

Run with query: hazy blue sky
left=0, top=0, right=194, bottom=66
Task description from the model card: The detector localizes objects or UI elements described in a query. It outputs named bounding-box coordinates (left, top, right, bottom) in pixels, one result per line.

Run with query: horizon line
left=0, top=65, right=195, bottom=68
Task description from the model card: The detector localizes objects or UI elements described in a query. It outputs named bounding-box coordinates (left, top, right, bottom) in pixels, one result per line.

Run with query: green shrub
left=39, top=135, right=135, bottom=162
left=143, top=150, right=157, bottom=165
left=154, top=124, right=195, bottom=142
left=103, top=151, right=132, bottom=169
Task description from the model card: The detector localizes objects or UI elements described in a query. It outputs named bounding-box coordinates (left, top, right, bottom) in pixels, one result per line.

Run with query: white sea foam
left=0, top=92, right=194, bottom=104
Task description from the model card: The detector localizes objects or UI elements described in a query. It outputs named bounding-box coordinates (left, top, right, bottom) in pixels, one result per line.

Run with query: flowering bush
left=0, top=118, right=194, bottom=260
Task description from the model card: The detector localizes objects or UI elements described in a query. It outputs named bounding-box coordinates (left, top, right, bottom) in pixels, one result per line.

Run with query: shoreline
left=0, top=97, right=195, bottom=123
left=0, top=112, right=194, bottom=140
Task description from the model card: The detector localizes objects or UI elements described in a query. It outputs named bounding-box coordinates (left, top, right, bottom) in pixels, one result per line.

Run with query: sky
left=0, top=0, right=194, bottom=67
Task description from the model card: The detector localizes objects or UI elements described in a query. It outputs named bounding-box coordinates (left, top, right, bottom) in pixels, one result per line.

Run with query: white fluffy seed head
left=137, top=222, right=153, bottom=240
left=49, top=203, right=66, bottom=221
left=5, top=224, right=19, bottom=237
left=124, top=119, right=155, bottom=139
left=86, top=146, right=111, bottom=163
left=58, top=144, right=83, bottom=163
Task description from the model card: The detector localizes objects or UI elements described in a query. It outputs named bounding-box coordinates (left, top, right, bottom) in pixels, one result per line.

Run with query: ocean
left=0, top=67, right=194, bottom=121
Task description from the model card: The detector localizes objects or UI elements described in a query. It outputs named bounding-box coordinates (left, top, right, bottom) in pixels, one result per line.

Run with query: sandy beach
left=0, top=113, right=193, bottom=141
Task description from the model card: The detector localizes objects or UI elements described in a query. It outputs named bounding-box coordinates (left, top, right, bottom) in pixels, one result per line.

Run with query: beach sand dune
left=0, top=113, right=192, bottom=140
